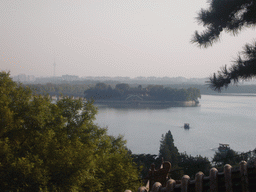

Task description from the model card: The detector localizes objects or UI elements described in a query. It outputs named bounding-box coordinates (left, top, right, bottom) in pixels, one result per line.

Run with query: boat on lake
left=184, top=123, right=190, bottom=129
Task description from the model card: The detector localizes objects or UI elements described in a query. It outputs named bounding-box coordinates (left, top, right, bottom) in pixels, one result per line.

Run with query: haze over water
left=95, top=95, right=256, bottom=159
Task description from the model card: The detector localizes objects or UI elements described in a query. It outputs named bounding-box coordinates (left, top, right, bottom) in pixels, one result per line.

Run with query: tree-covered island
left=84, top=83, right=201, bottom=108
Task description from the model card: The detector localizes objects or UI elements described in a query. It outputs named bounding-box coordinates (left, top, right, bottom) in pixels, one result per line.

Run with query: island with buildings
left=84, top=83, right=201, bottom=108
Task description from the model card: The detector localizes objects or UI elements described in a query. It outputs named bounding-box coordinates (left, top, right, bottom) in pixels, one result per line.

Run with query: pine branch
left=209, top=42, right=256, bottom=91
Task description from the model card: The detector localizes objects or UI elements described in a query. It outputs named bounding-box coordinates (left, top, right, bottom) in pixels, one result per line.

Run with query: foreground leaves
left=0, top=71, right=140, bottom=191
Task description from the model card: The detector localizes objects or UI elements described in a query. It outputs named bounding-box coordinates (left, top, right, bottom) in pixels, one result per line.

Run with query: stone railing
left=125, top=160, right=256, bottom=192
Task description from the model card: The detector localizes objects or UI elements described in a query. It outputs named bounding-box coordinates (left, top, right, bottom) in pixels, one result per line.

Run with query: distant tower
left=53, top=59, right=56, bottom=76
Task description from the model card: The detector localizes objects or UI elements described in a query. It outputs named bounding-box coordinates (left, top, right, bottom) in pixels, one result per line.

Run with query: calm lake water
left=95, top=95, right=256, bottom=159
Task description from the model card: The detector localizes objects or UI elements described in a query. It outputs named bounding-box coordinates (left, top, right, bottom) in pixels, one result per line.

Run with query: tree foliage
left=192, top=0, right=256, bottom=91
left=84, top=84, right=201, bottom=102
left=159, top=131, right=179, bottom=166
left=132, top=130, right=213, bottom=181
left=131, top=154, right=161, bottom=182
left=115, top=83, right=130, bottom=92
left=158, top=131, right=211, bottom=180
left=212, top=149, right=244, bottom=167
left=28, top=83, right=89, bottom=97
left=0, top=71, right=140, bottom=191
left=178, top=153, right=211, bottom=179
left=212, top=147, right=256, bottom=168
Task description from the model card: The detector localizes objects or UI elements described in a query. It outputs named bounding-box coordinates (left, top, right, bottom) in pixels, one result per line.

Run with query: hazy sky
left=1, top=0, right=255, bottom=78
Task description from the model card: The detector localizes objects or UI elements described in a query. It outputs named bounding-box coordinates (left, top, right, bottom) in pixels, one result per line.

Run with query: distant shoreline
left=94, top=100, right=199, bottom=109
left=202, top=93, right=256, bottom=97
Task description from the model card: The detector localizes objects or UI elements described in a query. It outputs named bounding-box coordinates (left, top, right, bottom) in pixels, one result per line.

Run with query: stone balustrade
left=125, top=160, right=256, bottom=192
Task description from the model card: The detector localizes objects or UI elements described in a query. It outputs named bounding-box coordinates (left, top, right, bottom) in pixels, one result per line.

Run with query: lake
left=95, top=95, right=256, bottom=159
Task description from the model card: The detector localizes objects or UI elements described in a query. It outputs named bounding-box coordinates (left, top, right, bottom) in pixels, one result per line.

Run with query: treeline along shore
left=25, top=80, right=256, bottom=99
left=84, top=83, right=201, bottom=108
left=94, top=100, right=199, bottom=108
left=26, top=82, right=201, bottom=107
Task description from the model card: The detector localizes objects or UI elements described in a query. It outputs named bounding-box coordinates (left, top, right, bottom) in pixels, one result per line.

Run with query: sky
left=0, top=0, right=255, bottom=78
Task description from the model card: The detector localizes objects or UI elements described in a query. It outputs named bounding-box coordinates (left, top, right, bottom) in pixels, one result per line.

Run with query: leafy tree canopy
left=0, top=71, right=140, bottom=191
left=85, top=83, right=201, bottom=102
left=131, top=154, right=161, bottom=182
left=95, top=82, right=108, bottom=90
left=115, top=83, right=130, bottom=91
left=178, top=153, right=211, bottom=179
left=212, top=148, right=244, bottom=167
left=192, top=0, right=256, bottom=91
left=157, top=131, right=212, bottom=180
left=212, top=147, right=256, bottom=168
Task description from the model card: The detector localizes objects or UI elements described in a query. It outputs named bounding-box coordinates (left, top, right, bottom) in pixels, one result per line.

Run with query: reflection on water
left=95, top=95, right=256, bottom=158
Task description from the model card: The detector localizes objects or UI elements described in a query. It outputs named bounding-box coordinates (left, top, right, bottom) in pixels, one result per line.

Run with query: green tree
left=248, top=148, right=256, bottom=167
left=146, top=85, right=164, bottom=100
left=186, top=87, right=201, bottom=101
left=159, top=131, right=182, bottom=179
left=178, top=153, right=211, bottom=179
left=115, top=83, right=130, bottom=93
left=192, top=0, right=256, bottom=91
left=131, top=154, right=161, bottom=181
left=95, top=82, right=108, bottom=90
left=213, top=148, right=256, bottom=168
left=159, top=131, right=179, bottom=167
left=94, top=135, right=140, bottom=192
left=212, top=149, right=243, bottom=167
left=0, top=71, right=140, bottom=191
